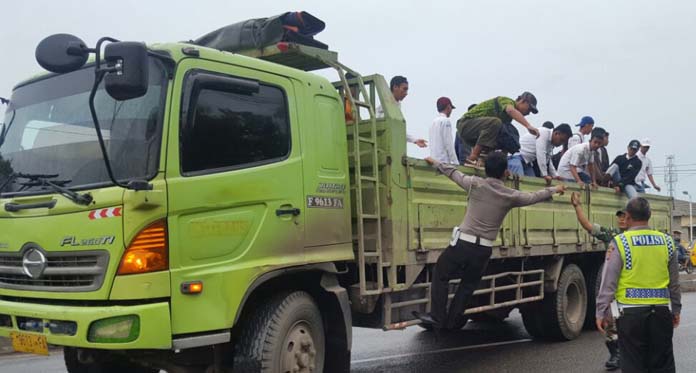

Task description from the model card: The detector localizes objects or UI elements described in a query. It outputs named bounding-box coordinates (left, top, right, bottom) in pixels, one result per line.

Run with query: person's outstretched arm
left=571, top=192, right=594, bottom=233
left=425, top=157, right=473, bottom=190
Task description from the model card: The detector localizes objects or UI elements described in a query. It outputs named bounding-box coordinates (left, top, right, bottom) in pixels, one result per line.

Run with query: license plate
left=10, top=331, right=49, bottom=355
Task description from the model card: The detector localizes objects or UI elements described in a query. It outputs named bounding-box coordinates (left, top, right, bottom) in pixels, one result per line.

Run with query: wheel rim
left=564, top=281, right=583, bottom=324
left=281, top=321, right=317, bottom=373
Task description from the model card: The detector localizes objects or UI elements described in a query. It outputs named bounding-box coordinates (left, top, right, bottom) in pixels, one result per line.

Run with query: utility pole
left=684, top=191, right=693, bottom=244
left=665, top=155, right=677, bottom=199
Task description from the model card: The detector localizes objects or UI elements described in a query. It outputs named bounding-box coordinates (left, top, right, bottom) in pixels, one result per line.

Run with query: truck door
left=165, top=60, right=304, bottom=334
left=301, top=93, right=352, bottom=250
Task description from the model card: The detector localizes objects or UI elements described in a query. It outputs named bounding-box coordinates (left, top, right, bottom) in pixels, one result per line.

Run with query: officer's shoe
left=412, top=311, right=442, bottom=330
left=605, top=340, right=620, bottom=371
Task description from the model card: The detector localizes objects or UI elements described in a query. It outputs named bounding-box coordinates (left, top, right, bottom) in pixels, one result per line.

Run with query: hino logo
left=22, top=248, right=47, bottom=279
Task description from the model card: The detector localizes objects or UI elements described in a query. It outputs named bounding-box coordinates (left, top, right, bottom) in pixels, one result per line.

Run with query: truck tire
left=583, top=262, right=604, bottom=330
left=542, top=264, right=588, bottom=341
left=233, top=291, right=325, bottom=373
left=63, top=347, right=157, bottom=373
left=520, top=303, right=545, bottom=339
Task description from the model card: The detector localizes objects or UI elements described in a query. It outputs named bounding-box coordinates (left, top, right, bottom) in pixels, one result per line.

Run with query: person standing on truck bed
left=415, top=152, right=566, bottom=330
left=457, top=92, right=541, bottom=166
left=376, top=75, right=427, bottom=147
left=596, top=197, right=681, bottom=373
left=571, top=192, right=627, bottom=371
left=429, top=97, right=458, bottom=164
left=635, top=138, right=661, bottom=193
left=568, top=115, right=595, bottom=149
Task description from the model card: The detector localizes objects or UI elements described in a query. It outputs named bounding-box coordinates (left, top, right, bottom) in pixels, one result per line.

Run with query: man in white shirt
left=567, top=115, right=594, bottom=149
left=509, top=124, right=572, bottom=182
left=429, top=97, right=458, bottom=164
left=635, top=138, right=661, bottom=193
left=557, top=127, right=606, bottom=189
left=376, top=75, right=427, bottom=148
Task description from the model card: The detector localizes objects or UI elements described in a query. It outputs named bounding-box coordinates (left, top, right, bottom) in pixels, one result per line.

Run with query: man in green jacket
left=457, top=92, right=540, bottom=165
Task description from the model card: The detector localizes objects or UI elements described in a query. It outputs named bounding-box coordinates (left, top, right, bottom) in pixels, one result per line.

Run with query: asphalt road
left=2, top=292, right=696, bottom=373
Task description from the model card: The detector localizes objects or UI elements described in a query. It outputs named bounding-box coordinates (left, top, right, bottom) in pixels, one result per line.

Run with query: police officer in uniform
left=596, top=197, right=681, bottom=373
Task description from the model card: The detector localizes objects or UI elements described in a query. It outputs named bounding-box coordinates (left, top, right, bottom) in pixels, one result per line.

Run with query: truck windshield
left=0, top=58, right=167, bottom=197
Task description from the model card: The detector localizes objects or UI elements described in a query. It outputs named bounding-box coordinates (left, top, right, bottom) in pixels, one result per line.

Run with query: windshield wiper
left=3, top=173, right=93, bottom=206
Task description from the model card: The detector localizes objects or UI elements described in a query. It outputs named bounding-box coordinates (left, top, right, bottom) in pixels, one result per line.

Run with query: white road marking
left=351, top=338, right=533, bottom=364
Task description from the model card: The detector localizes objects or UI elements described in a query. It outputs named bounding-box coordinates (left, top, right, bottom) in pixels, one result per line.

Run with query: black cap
left=616, top=210, right=626, bottom=216
left=518, top=92, right=538, bottom=114
left=628, top=140, right=640, bottom=150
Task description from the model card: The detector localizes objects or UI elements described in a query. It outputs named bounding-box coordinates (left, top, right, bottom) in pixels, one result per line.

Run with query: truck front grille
left=0, top=251, right=109, bottom=292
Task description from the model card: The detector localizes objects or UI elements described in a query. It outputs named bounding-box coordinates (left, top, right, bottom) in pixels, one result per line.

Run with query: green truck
left=0, top=26, right=671, bottom=373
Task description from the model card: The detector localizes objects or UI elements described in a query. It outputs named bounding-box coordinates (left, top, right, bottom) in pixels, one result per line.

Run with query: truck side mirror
left=35, top=34, right=89, bottom=74
left=104, top=42, right=149, bottom=101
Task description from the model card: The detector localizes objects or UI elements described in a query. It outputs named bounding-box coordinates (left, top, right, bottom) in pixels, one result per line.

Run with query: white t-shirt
left=429, top=113, right=458, bottom=164
left=635, top=151, right=653, bottom=184
left=376, top=101, right=416, bottom=143
left=567, top=132, right=584, bottom=149
left=519, top=127, right=557, bottom=177
left=557, top=143, right=595, bottom=180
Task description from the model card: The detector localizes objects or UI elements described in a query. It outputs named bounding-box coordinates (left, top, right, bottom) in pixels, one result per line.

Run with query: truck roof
left=14, top=41, right=338, bottom=93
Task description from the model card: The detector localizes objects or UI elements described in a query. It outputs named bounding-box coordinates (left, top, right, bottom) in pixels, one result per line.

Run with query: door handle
left=276, top=207, right=301, bottom=217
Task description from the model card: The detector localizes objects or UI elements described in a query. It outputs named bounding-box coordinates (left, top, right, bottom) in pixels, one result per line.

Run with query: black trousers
left=430, top=239, right=492, bottom=329
left=617, top=306, right=675, bottom=373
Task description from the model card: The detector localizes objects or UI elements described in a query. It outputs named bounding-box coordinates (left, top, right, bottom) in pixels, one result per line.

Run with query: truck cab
left=0, top=36, right=355, bottom=372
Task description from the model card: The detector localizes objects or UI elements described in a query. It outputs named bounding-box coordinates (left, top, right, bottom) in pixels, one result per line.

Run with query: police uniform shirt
left=596, top=225, right=682, bottom=319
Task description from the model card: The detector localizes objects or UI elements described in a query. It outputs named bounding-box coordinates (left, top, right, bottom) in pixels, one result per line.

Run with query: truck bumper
left=0, top=299, right=172, bottom=350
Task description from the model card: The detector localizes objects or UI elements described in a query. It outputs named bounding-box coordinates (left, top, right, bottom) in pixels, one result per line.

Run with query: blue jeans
left=508, top=154, right=536, bottom=177
left=563, top=171, right=592, bottom=184
left=607, top=167, right=639, bottom=199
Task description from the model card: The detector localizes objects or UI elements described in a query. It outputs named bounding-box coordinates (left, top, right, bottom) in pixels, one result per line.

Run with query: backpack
left=492, top=97, right=520, bottom=154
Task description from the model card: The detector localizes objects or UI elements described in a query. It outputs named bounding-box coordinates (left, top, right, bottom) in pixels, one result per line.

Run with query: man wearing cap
left=596, top=197, right=681, bottom=373
left=457, top=92, right=540, bottom=166
left=568, top=116, right=595, bottom=149
left=429, top=97, right=459, bottom=164
left=635, top=138, right=661, bottom=193
left=376, top=76, right=428, bottom=148
left=571, top=192, right=627, bottom=371
left=604, top=140, right=643, bottom=199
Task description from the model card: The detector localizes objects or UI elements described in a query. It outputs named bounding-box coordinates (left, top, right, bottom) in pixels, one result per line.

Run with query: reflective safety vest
left=614, top=229, right=673, bottom=305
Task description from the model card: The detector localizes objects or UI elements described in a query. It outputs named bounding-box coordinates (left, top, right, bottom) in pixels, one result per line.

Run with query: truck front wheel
left=233, top=291, right=325, bottom=373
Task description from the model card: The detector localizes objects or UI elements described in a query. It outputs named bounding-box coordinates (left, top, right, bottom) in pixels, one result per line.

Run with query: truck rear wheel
left=233, top=291, right=325, bottom=373
left=583, top=262, right=604, bottom=330
left=542, top=264, right=587, bottom=340
left=63, top=347, right=157, bottom=373
left=520, top=302, right=545, bottom=339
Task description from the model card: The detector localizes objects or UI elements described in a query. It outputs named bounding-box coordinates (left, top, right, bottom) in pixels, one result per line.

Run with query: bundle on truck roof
left=0, top=12, right=672, bottom=373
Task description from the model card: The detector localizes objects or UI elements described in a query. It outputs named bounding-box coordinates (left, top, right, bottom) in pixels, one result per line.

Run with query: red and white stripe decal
left=88, top=207, right=122, bottom=220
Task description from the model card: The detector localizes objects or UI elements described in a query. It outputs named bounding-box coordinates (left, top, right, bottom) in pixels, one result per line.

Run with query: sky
left=1, top=0, right=695, bottom=202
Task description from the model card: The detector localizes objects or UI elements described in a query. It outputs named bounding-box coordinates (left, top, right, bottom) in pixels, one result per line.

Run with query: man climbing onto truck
left=457, top=92, right=541, bottom=166
left=415, top=152, right=566, bottom=330
left=571, top=191, right=627, bottom=371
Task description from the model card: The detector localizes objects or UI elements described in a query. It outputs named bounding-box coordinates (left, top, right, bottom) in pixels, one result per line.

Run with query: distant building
left=673, top=199, right=694, bottom=243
